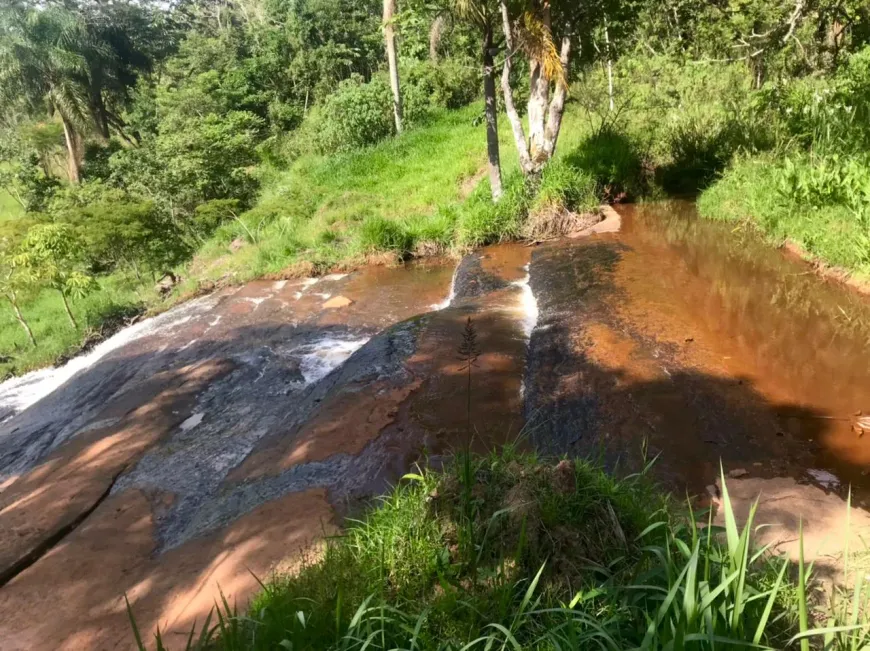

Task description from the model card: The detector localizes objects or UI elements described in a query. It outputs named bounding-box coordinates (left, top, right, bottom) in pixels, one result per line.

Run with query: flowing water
left=3, top=201, right=870, bottom=647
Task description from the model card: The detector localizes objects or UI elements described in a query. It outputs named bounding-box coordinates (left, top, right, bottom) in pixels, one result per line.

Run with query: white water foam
left=431, top=265, right=459, bottom=310
left=511, top=265, right=539, bottom=339
left=322, top=273, right=348, bottom=282
left=295, top=336, right=370, bottom=385
left=0, top=294, right=220, bottom=421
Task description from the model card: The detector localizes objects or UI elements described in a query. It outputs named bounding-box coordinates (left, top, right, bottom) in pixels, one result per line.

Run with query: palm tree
left=454, top=0, right=504, bottom=200
left=498, top=0, right=570, bottom=175
left=0, top=5, right=103, bottom=183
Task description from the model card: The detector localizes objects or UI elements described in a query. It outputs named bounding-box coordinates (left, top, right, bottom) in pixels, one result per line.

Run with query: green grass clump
left=699, top=154, right=870, bottom=278
left=130, top=449, right=870, bottom=651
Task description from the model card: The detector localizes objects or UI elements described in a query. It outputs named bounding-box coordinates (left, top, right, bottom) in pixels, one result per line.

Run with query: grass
left=0, top=188, right=24, bottom=222
left=0, top=274, right=145, bottom=377
left=126, top=447, right=870, bottom=650
left=698, top=155, right=870, bottom=279
left=180, top=103, right=596, bottom=291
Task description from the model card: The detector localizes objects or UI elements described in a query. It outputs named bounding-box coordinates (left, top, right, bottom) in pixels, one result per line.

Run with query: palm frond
left=516, top=11, right=565, bottom=87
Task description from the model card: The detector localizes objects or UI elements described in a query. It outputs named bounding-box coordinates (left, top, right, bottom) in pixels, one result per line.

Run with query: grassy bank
left=0, top=103, right=599, bottom=378
left=698, top=155, right=870, bottom=280
left=130, top=447, right=870, bottom=650
left=181, top=103, right=597, bottom=289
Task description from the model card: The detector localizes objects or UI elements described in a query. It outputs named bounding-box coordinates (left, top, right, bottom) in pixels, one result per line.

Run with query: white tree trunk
left=526, top=3, right=552, bottom=169
left=383, top=0, right=403, bottom=134
left=499, top=2, right=533, bottom=175
left=429, top=14, right=445, bottom=62
left=542, top=35, right=571, bottom=160
left=483, top=24, right=502, bottom=200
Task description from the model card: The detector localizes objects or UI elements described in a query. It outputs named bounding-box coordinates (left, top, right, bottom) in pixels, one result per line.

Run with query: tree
left=498, top=0, right=570, bottom=176
left=454, top=0, right=503, bottom=200
left=14, top=223, right=96, bottom=329
left=0, top=5, right=96, bottom=183
left=383, top=0, right=404, bottom=133
left=0, top=251, right=36, bottom=347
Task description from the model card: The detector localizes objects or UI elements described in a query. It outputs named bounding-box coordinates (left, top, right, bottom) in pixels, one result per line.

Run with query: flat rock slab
left=323, top=295, right=353, bottom=309
left=0, top=360, right=233, bottom=585
left=0, top=487, right=335, bottom=650
left=715, top=476, right=870, bottom=579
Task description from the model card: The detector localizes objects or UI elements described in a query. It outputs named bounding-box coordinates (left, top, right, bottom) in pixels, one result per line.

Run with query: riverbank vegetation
left=1, top=0, right=869, bottom=378
left=129, top=447, right=870, bottom=650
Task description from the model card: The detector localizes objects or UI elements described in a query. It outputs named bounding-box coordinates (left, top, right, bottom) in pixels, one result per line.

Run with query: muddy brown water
left=2, top=200, right=870, bottom=647
left=527, top=201, right=870, bottom=498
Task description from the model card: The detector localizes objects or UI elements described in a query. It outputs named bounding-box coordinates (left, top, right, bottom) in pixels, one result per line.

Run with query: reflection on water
left=616, top=201, right=870, bottom=490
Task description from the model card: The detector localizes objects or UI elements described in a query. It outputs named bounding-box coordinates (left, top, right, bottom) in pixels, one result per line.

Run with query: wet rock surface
left=0, top=251, right=535, bottom=648
left=6, top=202, right=870, bottom=647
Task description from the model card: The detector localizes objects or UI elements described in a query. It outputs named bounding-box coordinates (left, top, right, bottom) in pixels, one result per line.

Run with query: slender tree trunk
left=542, top=35, right=572, bottom=161
left=383, top=0, right=403, bottom=134
left=59, top=290, right=77, bottom=329
left=482, top=23, right=503, bottom=201
left=499, top=2, right=533, bottom=175
left=91, top=85, right=110, bottom=141
left=604, top=18, right=614, bottom=112
left=526, top=3, right=552, bottom=169
left=429, top=14, right=446, bottom=62
left=60, top=114, right=81, bottom=184
left=7, top=294, right=36, bottom=346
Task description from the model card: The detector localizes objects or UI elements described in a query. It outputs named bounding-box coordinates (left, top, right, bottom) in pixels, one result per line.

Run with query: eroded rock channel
left=4, top=202, right=870, bottom=648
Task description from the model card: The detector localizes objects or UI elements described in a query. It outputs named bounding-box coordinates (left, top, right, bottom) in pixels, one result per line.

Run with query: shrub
left=306, top=76, right=395, bottom=154
left=402, top=58, right=480, bottom=125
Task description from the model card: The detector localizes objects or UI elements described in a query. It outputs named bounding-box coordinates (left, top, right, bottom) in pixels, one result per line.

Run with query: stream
left=2, top=200, right=870, bottom=648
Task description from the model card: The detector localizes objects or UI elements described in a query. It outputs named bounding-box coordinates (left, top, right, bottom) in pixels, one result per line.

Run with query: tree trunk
left=59, top=290, right=77, bottom=329
left=383, top=0, right=403, bottom=134
left=91, top=84, right=110, bottom=142
left=429, top=14, right=446, bottom=62
left=7, top=294, right=36, bottom=347
left=499, top=2, right=533, bottom=175
left=526, top=3, right=552, bottom=169
left=60, top=114, right=81, bottom=184
left=604, top=18, right=614, bottom=112
left=542, top=35, right=572, bottom=161
left=482, top=23, right=503, bottom=201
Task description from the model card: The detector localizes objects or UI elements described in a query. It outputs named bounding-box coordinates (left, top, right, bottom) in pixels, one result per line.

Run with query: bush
left=402, top=58, right=480, bottom=125
left=109, top=110, right=264, bottom=214
left=306, top=76, right=395, bottom=154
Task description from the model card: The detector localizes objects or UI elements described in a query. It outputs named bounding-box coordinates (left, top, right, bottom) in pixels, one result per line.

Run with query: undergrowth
left=128, top=449, right=870, bottom=650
